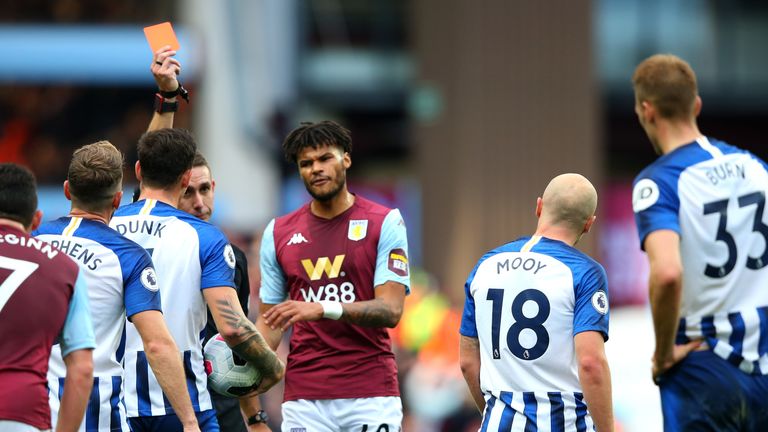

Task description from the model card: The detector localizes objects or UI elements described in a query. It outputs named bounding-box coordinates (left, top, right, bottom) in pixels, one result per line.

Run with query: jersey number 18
left=487, top=288, right=550, bottom=361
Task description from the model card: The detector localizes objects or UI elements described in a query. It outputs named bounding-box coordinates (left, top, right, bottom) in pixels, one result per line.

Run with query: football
left=203, top=334, right=262, bottom=398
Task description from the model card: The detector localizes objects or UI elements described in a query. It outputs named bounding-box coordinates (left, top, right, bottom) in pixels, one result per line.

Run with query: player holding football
left=0, top=163, right=95, bottom=432
left=34, top=141, right=200, bottom=431
left=107, top=49, right=284, bottom=432
left=257, top=121, right=411, bottom=431
left=460, top=173, right=614, bottom=431
left=632, top=54, right=768, bottom=430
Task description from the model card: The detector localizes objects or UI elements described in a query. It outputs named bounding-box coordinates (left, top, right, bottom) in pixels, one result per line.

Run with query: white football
left=203, top=334, right=262, bottom=398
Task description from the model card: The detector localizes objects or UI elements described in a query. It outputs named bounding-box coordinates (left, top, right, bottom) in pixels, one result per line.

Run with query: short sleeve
left=123, top=248, right=162, bottom=320
left=573, top=263, right=610, bottom=341
left=199, top=227, right=236, bottom=290
left=373, top=209, right=411, bottom=293
left=60, top=270, right=96, bottom=357
left=459, top=261, right=481, bottom=338
left=632, top=175, right=680, bottom=250
left=259, top=219, right=288, bottom=304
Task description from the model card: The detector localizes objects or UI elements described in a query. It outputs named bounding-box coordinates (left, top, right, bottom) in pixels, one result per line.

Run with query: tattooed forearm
left=233, top=335, right=284, bottom=379
left=215, top=298, right=284, bottom=380
left=340, top=298, right=400, bottom=328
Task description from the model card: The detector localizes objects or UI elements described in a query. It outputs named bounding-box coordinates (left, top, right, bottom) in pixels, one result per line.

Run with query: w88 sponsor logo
left=300, top=282, right=356, bottom=303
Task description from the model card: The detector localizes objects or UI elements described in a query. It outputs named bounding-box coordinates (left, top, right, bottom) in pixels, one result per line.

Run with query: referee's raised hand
left=151, top=45, right=181, bottom=93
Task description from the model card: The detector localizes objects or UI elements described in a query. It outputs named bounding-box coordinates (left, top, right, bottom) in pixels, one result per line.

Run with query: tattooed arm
left=204, top=287, right=285, bottom=393
left=262, top=280, right=406, bottom=331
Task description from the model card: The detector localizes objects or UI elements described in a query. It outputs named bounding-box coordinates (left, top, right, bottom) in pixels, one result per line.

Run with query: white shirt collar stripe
left=696, top=136, right=723, bottom=158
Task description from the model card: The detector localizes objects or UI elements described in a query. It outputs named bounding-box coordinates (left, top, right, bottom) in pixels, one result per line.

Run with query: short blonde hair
left=632, top=54, right=698, bottom=120
left=68, top=140, right=123, bottom=209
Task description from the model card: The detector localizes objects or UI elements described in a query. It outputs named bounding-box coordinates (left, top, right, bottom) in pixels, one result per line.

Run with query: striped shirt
left=460, top=236, right=609, bottom=431
left=35, top=217, right=160, bottom=431
left=633, top=137, right=768, bottom=374
left=110, top=199, right=235, bottom=417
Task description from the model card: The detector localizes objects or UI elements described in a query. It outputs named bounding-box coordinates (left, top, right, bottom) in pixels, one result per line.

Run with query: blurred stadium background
left=2, top=1, right=768, bottom=431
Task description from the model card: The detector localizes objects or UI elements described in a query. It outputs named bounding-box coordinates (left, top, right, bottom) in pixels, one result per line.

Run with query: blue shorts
left=658, top=350, right=768, bottom=431
left=128, top=409, right=219, bottom=432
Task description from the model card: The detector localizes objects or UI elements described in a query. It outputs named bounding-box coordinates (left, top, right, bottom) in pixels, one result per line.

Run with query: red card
left=143, top=22, right=180, bottom=53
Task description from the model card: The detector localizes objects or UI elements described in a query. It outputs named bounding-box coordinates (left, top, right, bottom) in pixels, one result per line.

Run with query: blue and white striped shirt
left=111, top=199, right=235, bottom=417
left=460, top=236, right=609, bottom=431
left=35, top=217, right=160, bottom=431
left=633, top=137, right=768, bottom=375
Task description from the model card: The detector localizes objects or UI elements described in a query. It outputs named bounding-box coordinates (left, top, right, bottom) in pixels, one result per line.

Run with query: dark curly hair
left=282, top=121, right=352, bottom=163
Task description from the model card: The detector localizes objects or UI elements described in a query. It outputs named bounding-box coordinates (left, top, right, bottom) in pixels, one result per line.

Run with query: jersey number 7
left=487, top=288, right=550, bottom=361
left=0, top=256, right=40, bottom=314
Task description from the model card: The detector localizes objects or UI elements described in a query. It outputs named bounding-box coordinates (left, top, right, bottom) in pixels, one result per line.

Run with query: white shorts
left=0, top=420, right=49, bottom=432
left=281, top=396, right=402, bottom=432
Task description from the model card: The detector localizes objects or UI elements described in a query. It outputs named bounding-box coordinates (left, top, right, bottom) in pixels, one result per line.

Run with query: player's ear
left=211, top=178, right=216, bottom=192
left=583, top=215, right=597, bottom=234
left=27, top=209, right=43, bottom=233
left=63, top=180, right=72, bottom=201
left=693, top=95, right=702, bottom=117
left=641, top=101, right=655, bottom=124
left=535, top=197, right=543, bottom=218
left=135, top=161, right=143, bottom=182
left=343, top=152, right=351, bottom=170
left=180, top=169, right=192, bottom=189
left=112, top=190, right=123, bottom=209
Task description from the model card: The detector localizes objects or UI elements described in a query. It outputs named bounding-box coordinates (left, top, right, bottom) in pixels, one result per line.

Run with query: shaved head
left=539, top=173, right=597, bottom=234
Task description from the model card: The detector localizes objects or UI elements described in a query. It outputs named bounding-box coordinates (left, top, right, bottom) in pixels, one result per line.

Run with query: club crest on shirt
left=388, top=248, right=409, bottom=277
left=591, top=290, right=608, bottom=315
left=348, top=220, right=368, bottom=241
left=224, top=244, right=236, bottom=269
left=141, top=267, right=159, bottom=292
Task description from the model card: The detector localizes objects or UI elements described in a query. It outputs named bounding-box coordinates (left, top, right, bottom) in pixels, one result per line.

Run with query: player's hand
left=151, top=45, right=181, bottom=92
left=262, top=300, right=324, bottom=331
left=652, top=340, right=702, bottom=384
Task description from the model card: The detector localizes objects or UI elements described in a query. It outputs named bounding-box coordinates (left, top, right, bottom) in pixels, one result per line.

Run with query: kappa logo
left=301, top=255, right=345, bottom=280
left=287, top=232, right=308, bottom=245
left=140, top=267, right=159, bottom=292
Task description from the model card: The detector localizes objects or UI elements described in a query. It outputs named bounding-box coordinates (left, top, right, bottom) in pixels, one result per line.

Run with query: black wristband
left=158, top=83, right=190, bottom=103
left=154, top=93, right=178, bottom=113
left=246, top=410, right=269, bottom=425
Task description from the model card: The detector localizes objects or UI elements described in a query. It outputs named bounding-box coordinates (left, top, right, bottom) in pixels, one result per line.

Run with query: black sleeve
left=232, top=244, right=251, bottom=316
